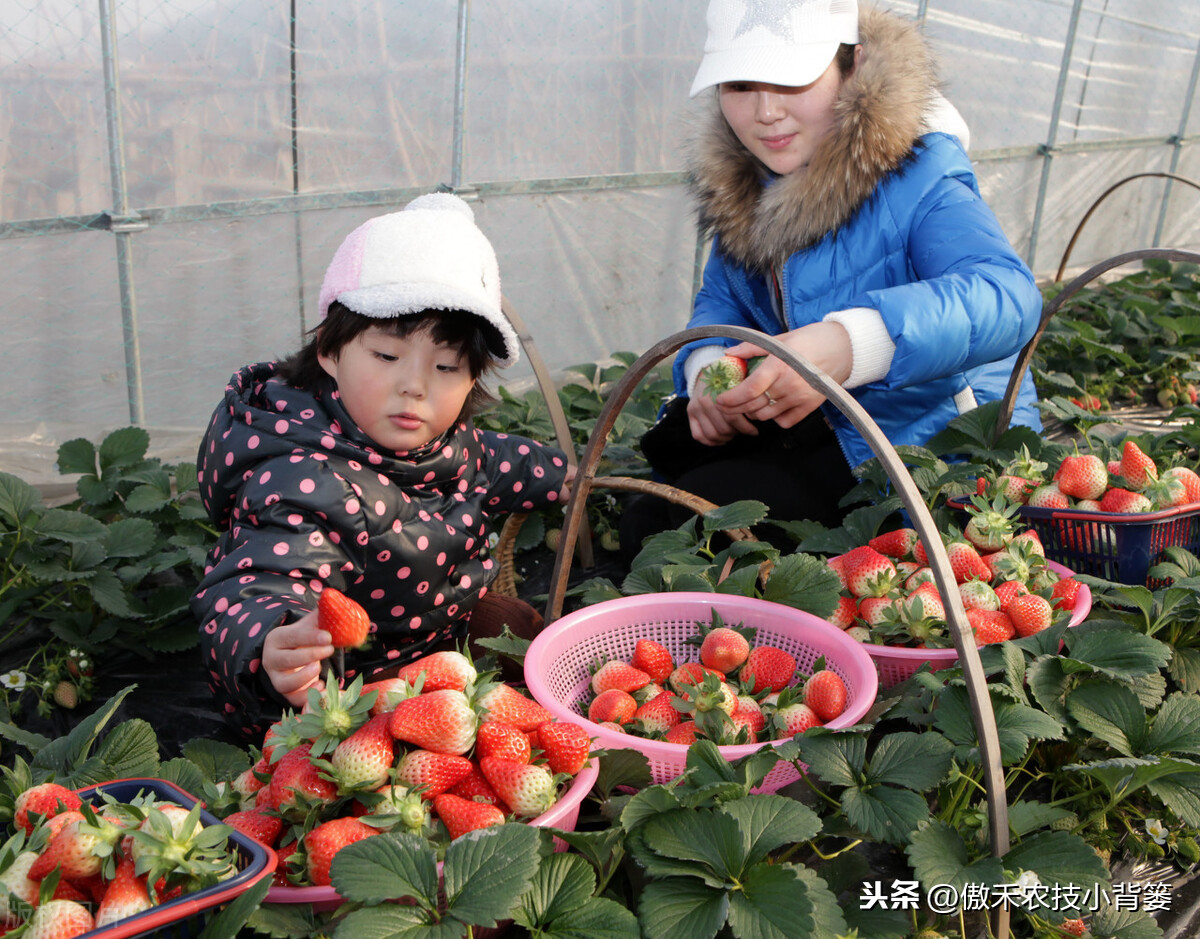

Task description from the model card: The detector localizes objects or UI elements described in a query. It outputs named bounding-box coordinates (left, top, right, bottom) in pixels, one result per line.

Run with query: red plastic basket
left=72, top=778, right=276, bottom=939
left=264, top=758, right=599, bottom=913
left=862, top=559, right=1092, bottom=689
left=522, top=593, right=878, bottom=792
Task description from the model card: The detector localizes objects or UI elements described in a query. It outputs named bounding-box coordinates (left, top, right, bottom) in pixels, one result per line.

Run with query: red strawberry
left=395, top=750, right=474, bottom=799
left=774, top=702, right=822, bottom=737
left=945, top=541, right=993, bottom=584
left=700, top=354, right=749, bottom=397
left=331, top=711, right=396, bottom=792
left=271, top=840, right=299, bottom=887
left=966, top=608, right=1016, bottom=645
left=630, top=639, right=674, bottom=683
left=868, top=527, right=919, bottom=559
left=388, top=688, right=477, bottom=756
left=1119, top=440, right=1158, bottom=490
left=803, top=670, right=847, bottom=722
left=13, top=783, right=83, bottom=835
left=857, top=595, right=899, bottom=627
left=826, top=555, right=848, bottom=588
left=1057, top=917, right=1086, bottom=937
left=699, top=627, right=751, bottom=673
left=433, top=793, right=506, bottom=840
left=449, top=766, right=508, bottom=810
left=904, top=581, right=945, bottom=621
left=1027, top=482, right=1070, bottom=509
left=304, top=817, right=380, bottom=886
left=827, top=595, right=859, bottom=629
left=232, top=757, right=272, bottom=804
left=317, top=586, right=371, bottom=648
left=476, top=683, right=554, bottom=732
left=536, top=721, right=591, bottom=776
left=478, top=758, right=558, bottom=818
left=668, top=661, right=724, bottom=694
left=993, top=579, right=1029, bottom=610
left=739, top=645, right=797, bottom=694
left=992, top=474, right=1036, bottom=504
left=1010, top=528, right=1045, bottom=558
left=1008, top=594, right=1054, bottom=637
left=365, top=677, right=420, bottom=716
left=267, top=743, right=339, bottom=816
left=663, top=721, right=698, bottom=745
left=1098, top=488, right=1152, bottom=514
left=632, top=690, right=682, bottom=735
left=28, top=816, right=106, bottom=882
left=731, top=697, right=766, bottom=739
left=390, top=650, right=477, bottom=693
left=21, top=899, right=94, bottom=939
left=590, top=660, right=652, bottom=696
left=475, top=721, right=532, bottom=764
left=1163, top=465, right=1200, bottom=504
left=223, top=809, right=283, bottom=848
left=94, top=856, right=152, bottom=929
left=587, top=688, right=637, bottom=725
left=1050, top=578, right=1083, bottom=612
left=1056, top=454, right=1109, bottom=501
left=840, top=546, right=898, bottom=598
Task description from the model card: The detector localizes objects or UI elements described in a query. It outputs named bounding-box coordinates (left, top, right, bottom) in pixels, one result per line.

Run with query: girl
left=192, top=194, right=573, bottom=738
left=624, top=0, right=1043, bottom=551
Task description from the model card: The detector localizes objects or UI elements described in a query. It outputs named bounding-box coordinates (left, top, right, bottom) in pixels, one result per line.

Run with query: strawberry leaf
left=330, top=829, right=440, bottom=906
left=841, top=784, right=930, bottom=845
left=905, top=819, right=1006, bottom=895
left=863, top=731, right=954, bottom=790
left=636, top=877, right=730, bottom=939
left=726, top=864, right=818, bottom=939
left=442, top=824, right=541, bottom=927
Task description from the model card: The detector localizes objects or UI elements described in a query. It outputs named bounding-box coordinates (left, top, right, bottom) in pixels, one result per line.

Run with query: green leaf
left=1062, top=627, right=1173, bottom=679
left=1147, top=774, right=1200, bottom=826
left=637, top=808, right=746, bottom=880
left=905, top=819, right=1006, bottom=893
left=89, top=568, right=139, bottom=617
left=329, top=830, right=439, bottom=906
left=1006, top=799, right=1077, bottom=837
left=247, top=897, right=316, bottom=936
left=94, top=719, right=160, bottom=781
left=718, top=795, right=822, bottom=865
left=333, top=905, right=455, bottom=939
left=33, top=686, right=136, bottom=782
left=1002, top=830, right=1110, bottom=896
left=181, top=738, right=253, bottom=782
left=31, top=509, right=107, bottom=544
left=1168, top=646, right=1200, bottom=694
left=758, top=553, right=841, bottom=618
left=841, top=784, right=930, bottom=844
left=442, top=824, right=541, bottom=928
left=1145, top=691, right=1200, bottom=755
left=97, top=426, right=150, bottom=469
left=620, top=786, right=683, bottom=833
left=537, top=896, right=641, bottom=939
left=594, top=748, right=652, bottom=797
left=1089, top=903, right=1164, bottom=939
left=104, top=518, right=157, bottom=558
left=157, top=757, right=208, bottom=798
left=702, top=501, right=768, bottom=535
left=514, top=852, right=596, bottom=929
left=125, top=483, right=171, bottom=514
left=787, top=728, right=866, bottom=787
left=55, top=438, right=98, bottom=475
left=1028, top=655, right=1074, bottom=725
left=637, top=877, right=728, bottom=939
left=0, top=472, right=41, bottom=526
left=935, top=687, right=1065, bottom=763
left=865, top=732, right=954, bottom=790
left=1066, top=681, right=1146, bottom=756
left=1071, top=754, right=1200, bottom=798
left=726, top=864, right=816, bottom=939
left=197, top=873, right=272, bottom=939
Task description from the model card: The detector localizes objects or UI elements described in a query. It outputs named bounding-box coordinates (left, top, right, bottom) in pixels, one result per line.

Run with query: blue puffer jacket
left=676, top=7, right=1042, bottom=471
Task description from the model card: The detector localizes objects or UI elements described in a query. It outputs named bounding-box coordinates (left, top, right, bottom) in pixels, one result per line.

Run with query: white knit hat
left=318, top=193, right=520, bottom=367
left=690, top=0, right=860, bottom=98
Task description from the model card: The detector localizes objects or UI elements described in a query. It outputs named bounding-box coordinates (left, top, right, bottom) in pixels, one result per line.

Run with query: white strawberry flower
left=1145, top=818, right=1168, bottom=844
left=0, top=670, right=26, bottom=692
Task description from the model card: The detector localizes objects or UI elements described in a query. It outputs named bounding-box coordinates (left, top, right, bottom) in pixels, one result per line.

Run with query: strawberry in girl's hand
left=317, top=587, right=370, bottom=649
left=803, top=669, right=847, bottom=722
left=700, top=354, right=748, bottom=397
left=433, top=793, right=506, bottom=840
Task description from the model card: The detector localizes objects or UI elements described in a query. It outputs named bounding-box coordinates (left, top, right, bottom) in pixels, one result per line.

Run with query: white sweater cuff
left=823, top=307, right=895, bottom=389
left=683, top=345, right=728, bottom=397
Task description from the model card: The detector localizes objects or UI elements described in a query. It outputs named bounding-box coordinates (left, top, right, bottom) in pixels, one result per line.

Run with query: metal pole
left=1154, top=36, right=1200, bottom=246
left=98, top=0, right=146, bottom=425
left=290, top=0, right=307, bottom=341
left=1027, top=0, right=1083, bottom=273
left=451, top=0, right=470, bottom=190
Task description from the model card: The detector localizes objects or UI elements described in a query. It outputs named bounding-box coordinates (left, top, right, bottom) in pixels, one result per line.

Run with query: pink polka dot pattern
left=191, top=361, right=569, bottom=737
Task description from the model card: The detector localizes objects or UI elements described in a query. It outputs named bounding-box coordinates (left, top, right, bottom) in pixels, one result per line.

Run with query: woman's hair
left=834, top=42, right=857, bottom=78
left=276, top=301, right=498, bottom=416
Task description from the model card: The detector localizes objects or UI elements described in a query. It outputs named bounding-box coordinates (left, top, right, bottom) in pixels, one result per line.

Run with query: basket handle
left=994, top=247, right=1200, bottom=439
left=545, top=324, right=1013, bottom=881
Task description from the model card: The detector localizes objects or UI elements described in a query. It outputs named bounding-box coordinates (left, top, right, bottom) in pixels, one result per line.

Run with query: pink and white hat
left=318, top=193, right=519, bottom=367
left=690, top=0, right=860, bottom=98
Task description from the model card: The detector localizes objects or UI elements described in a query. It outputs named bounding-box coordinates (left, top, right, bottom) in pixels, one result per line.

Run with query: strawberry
left=1011, top=528, right=1045, bottom=558
left=945, top=540, right=993, bottom=584
left=699, top=627, right=751, bottom=673
left=267, top=743, right=339, bottom=816
left=28, top=816, right=107, bottom=882
left=304, top=817, right=379, bottom=886
left=700, top=354, right=749, bottom=397
left=271, top=840, right=299, bottom=887
left=857, top=595, right=898, bottom=627
left=475, top=683, right=554, bottom=732
left=390, top=650, right=477, bottom=693
left=222, top=809, right=283, bottom=848
left=356, top=783, right=429, bottom=832
left=1057, top=917, right=1086, bottom=937
left=478, top=758, right=558, bottom=818
left=14, top=783, right=83, bottom=835
left=993, top=579, right=1029, bottom=610
left=448, top=767, right=508, bottom=810
left=903, top=581, right=945, bottom=621
left=317, top=586, right=371, bottom=648
left=963, top=494, right=1019, bottom=552
left=1119, top=440, right=1158, bottom=490
left=330, top=711, right=396, bottom=792
left=632, top=690, right=682, bottom=735
left=232, top=757, right=272, bottom=805
left=365, top=677, right=420, bottom=716
left=587, top=688, right=637, bottom=725
left=827, top=595, right=859, bottom=629
left=738, top=645, right=797, bottom=694
left=841, top=546, right=898, bottom=598
left=536, top=721, right=591, bottom=776
left=991, top=474, right=1037, bottom=504
left=395, top=750, right=474, bottom=799
left=388, top=688, right=477, bottom=756
left=21, top=899, right=94, bottom=939
left=1163, top=465, right=1200, bottom=504
left=966, top=608, right=1015, bottom=645
left=0, top=850, right=41, bottom=914
left=630, top=639, right=674, bottom=683
left=1050, top=578, right=1083, bottom=612
left=475, top=721, right=532, bottom=764
left=774, top=702, right=822, bottom=737
left=958, top=579, right=1000, bottom=612
left=1098, top=487, right=1152, bottom=514
left=1008, top=593, right=1054, bottom=637
left=729, top=709, right=763, bottom=742
left=826, top=555, right=848, bottom=589
left=1056, top=454, right=1109, bottom=501
left=868, top=527, right=919, bottom=559
left=1027, top=482, right=1070, bottom=509
left=433, top=793, right=506, bottom=840
left=663, top=721, right=698, bottom=745
left=94, top=856, right=152, bottom=929
left=803, top=670, right=847, bottom=722
left=668, top=661, right=724, bottom=695
left=590, top=660, right=652, bottom=696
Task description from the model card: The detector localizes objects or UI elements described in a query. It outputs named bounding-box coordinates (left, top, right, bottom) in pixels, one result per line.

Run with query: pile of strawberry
left=826, top=502, right=1084, bottom=649
left=218, top=639, right=593, bottom=893
left=579, top=614, right=850, bottom=746
left=1, top=782, right=241, bottom=939
left=979, top=439, right=1200, bottom=515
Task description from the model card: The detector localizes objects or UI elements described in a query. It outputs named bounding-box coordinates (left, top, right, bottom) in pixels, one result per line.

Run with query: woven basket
left=523, top=592, right=878, bottom=792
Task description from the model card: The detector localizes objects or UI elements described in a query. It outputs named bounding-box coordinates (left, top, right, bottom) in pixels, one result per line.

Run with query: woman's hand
left=716, top=321, right=854, bottom=427
left=687, top=388, right=759, bottom=445
left=558, top=463, right=578, bottom=502
left=262, top=610, right=334, bottom=708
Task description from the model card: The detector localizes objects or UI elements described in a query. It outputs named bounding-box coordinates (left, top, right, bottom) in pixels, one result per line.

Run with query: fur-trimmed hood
left=688, top=6, right=940, bottom=273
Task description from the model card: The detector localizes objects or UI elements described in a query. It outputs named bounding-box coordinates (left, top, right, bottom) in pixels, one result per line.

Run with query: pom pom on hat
left=318, top=193, right=519, bottom=367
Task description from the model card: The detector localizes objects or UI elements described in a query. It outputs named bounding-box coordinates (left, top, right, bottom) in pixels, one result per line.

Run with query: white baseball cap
left=318, top=193, right=519, bottom=367
left=690, top=0, right=860, bottom=98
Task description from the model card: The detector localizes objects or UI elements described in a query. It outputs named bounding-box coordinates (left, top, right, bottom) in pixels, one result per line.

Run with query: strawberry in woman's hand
left=700, top=354, right=748, bottom=397
left=317, top=587, right=370, bottom=649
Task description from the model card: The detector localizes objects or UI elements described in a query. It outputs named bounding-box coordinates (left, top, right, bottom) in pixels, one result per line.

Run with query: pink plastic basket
left=265, top=759, right=599, bottom=912
left=862, top=560, right=1092, bottom=689
left=522, top=593, right=878, bottom=792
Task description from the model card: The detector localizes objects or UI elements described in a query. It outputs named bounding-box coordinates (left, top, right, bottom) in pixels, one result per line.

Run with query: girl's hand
left=717, top=322, right=853, bottom=427
left=687, top=390, right=758, bottom=446
left=558, top=464, right=578, bottom=502
left=262, top=610, right=335, bottom=708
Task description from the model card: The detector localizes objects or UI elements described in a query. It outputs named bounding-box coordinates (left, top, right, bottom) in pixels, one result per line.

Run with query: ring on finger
left=764, top=391, right=777, bottom=407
